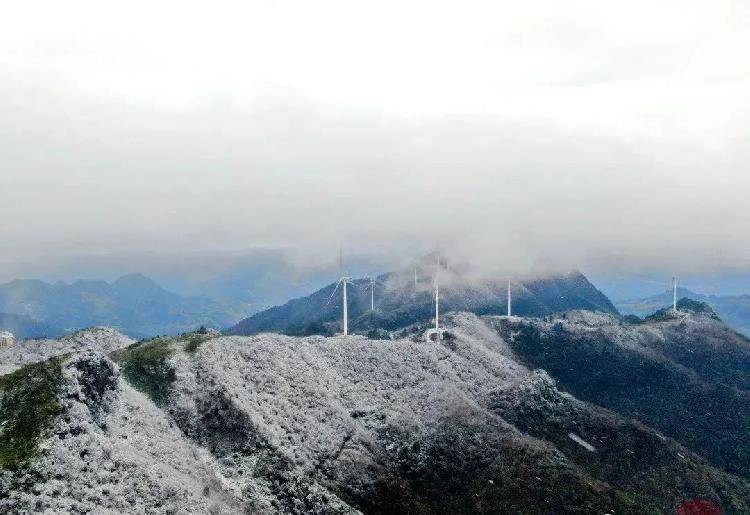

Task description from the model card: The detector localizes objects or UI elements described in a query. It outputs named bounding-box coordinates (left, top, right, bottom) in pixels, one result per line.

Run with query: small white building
left=0, top=331, right=14, bottom=347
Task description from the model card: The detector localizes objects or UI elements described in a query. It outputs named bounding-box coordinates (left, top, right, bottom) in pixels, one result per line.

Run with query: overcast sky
left=1, top=0, right=748, bottom=277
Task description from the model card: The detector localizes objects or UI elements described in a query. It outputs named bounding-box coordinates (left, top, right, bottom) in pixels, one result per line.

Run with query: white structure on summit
left=426, top=254, right=442, bottom=342
left=507, top=279, right=512, bottom=317
left=367, top=277, right=375, bottom=311
left=0, top=331, right=14, bottom=347
left=434, top=277, right=440, bottom=330
left=672, top=274, right=678, bottom=311
left=327, top=276, right=352, bottom=336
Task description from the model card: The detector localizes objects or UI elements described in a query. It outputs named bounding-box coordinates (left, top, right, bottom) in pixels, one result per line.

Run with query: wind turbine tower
left=326, top=276, right=352, bottom=336
left=434, top=253, right=441, bottom=331
left=425, top=254, right=443, bottom=342
left=507, top=279, right=512, bottom=317
left=672, top=274, right=678, bottom=312
left=434, top=276, right=440, bottom=330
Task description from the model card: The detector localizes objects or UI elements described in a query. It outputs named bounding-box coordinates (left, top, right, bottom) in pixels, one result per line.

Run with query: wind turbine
left=434, top=253, right=441, bottom=333
left=434, top=276, right=440, bottom=330
left=326, top=276, right=352, bottom=336
left=367, top=277, right=375, bottom=311
left=507, top=279, right=512, bottom=317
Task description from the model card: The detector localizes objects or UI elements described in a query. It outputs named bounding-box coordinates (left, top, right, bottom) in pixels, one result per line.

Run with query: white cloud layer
left=1, top=0, right=748, bottom=275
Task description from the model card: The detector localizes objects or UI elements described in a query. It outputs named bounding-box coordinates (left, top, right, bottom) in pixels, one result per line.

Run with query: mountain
left=586, top=270, right=750, bottom=301
left=489, top=299, right=750, bottom=479
left=617, top=288, right=750, bottom=336
left=2, top=316, right=749, bottom=513
left=5, top=249, right=395, bottom=315
left=0, top=274, right=242, bottom=339
left=0, top=312, right=61, bottom=341
left=228, top=267, right=618, bottom=336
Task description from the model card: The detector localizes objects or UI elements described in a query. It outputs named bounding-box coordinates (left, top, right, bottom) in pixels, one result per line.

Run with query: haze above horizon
left=1, top=0, right=749, bottom=277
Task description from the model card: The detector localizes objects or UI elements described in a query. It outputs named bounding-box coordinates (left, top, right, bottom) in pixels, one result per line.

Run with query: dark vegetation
left=111, top=338, right=176, bottom=407
left=491, top=306, right=750, bottom=480
left=352, top=420, right=640, bottom=515
left=0, top=358, right=64, bottom=470
left=329, top=375, right=750, bottom=514
left=491, top=373, right=750, bottom=513
left=110, top=331, right=214, bottom=406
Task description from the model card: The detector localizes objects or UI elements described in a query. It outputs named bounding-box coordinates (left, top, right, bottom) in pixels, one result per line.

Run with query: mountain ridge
left=228, top=268, right=619, bottom=337
left=2, top=314, right=750, bottom=513
left=617, top=288, right=750, bottom=336
left=0, top=312, right=62, bottom=341
left=489, top=301, right=750, bottom=479
left=0, top=275, right=242, bottom=339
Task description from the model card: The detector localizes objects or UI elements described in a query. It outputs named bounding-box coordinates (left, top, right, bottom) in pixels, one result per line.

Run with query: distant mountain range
left=3, top=249, right=393, bottom=315
left=0, top=312, right=61, bottom=340
left=617, top=287, right=750, bottom=336
left=0, top=274, right=243, bottom=340
left=228, top=266, right=618, bottom=336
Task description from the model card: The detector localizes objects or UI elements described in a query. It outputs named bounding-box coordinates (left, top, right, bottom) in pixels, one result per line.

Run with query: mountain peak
left=228, top=268, right=618, bottom=337
left=676, top=297, right=719, bottom=316
left=114, top=273, right=159, bottom=287
left=647, top=297, right=720, bottom=321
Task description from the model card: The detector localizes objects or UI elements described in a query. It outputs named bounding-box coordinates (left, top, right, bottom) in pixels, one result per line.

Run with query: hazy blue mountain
left=617, top=288, right=750, bottom=336
left=4, top=250, right=395, bottom=316
left=0, top=312, right=62, bottom=340
left=0, top=274, right=242, bottom=339
left=175, top=253, right=387, bottom=313
left=228, top=267, right=618, bottom=336
left=587, top=270, right=750, bottom=302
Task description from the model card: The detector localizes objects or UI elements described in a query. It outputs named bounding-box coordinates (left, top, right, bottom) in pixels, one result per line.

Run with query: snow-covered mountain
left=228, top=267, right=618, bottom=337
left=2, top=310, right=749, bottom=513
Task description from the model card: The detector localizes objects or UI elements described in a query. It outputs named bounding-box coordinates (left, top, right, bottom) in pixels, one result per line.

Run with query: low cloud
left=0, top=0, right=748, bottom=279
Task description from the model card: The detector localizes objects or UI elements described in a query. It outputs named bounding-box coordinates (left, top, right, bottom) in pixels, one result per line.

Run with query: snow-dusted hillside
left=0, top=327, right=133, bottom=376
left=489, top=299, right=750, bottom=479
left=1, top=314, right=749, bottom=513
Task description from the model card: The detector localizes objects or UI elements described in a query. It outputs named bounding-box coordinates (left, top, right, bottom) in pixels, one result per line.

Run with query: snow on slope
left=0, top=327, right=133, bottom=375
left=3, top=315, right=750, bottom=514
left=175, top=313, right=526, bottom=469
left=2, top=351, right=242, bottom=514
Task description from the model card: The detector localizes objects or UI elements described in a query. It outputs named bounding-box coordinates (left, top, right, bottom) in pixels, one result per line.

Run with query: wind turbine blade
left=325, top=280, right=342, bottom=306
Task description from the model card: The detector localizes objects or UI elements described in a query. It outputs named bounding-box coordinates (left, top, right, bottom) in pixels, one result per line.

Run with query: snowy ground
left=0, top=327, right=133, bottom=376
left=2, top=312, right=749, bottom=514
